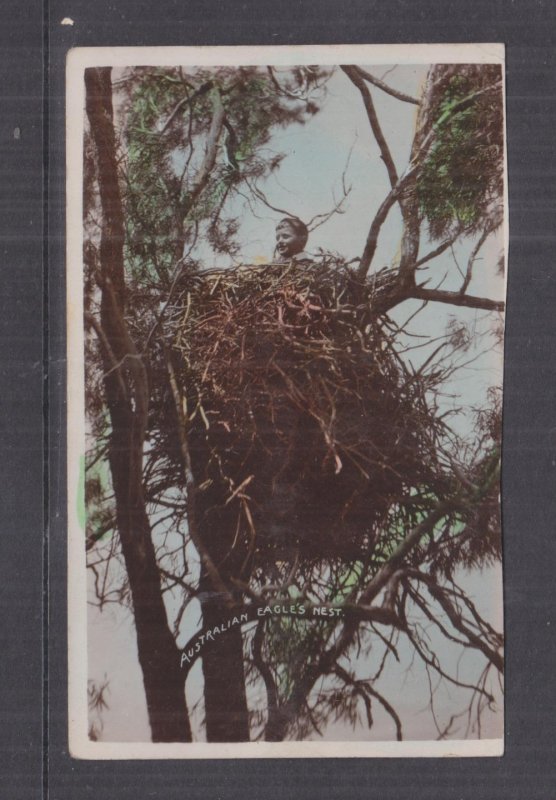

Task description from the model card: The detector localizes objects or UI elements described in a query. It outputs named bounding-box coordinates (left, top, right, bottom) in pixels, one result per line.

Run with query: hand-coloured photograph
left=67, top=44, right=506, bottom=758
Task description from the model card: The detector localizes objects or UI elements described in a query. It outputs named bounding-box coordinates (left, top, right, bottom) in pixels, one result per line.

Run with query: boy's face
left=276, top=224, right=305, bottom=259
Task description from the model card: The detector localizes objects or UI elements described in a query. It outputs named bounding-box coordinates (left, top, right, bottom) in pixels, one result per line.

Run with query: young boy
left=275, top=217, right=313, bottom=263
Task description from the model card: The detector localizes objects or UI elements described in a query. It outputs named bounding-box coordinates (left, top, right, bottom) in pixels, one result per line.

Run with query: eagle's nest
left=169, top=261, right=448, bottom=566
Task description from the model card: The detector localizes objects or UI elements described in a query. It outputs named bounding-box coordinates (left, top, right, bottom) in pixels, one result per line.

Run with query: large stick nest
left=170, top=261, right=447, bottom=566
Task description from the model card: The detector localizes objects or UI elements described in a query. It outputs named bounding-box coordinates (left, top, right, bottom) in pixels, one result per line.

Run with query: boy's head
left=275, top=217, right=309, bottom=259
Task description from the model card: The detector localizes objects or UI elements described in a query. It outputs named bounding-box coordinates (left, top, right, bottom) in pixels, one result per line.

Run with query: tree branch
left=341, top=65, right=399, bottom=190
left=165, top=351, right=236, bottom=608
left=409, top=572, right=504, bottom=673
left=359, top=501, right=455, bottom=607
left=334, top=664, right=403, bottom=740
left=356, top=169, right=417, bottom=280
left=414, top=229, right=464, bottom=269
left=356, top=66, right=420, bottom=105
left=252, top=620, right=282, bottom=741
left=460, top=223, right=500, bottom=295
left=157, top=80, right=214, bottom=135
left=411, top=286, right=505, bottom=312
left=183, top=87, right=225, bottom=217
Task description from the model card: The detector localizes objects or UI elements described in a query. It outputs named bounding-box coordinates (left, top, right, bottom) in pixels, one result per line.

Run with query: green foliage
left=124, top=71, right=196, bottom=284
left=121, top=67, right=322, bottom=286
left=417, top=65, right=504, bottom=240
left=262, top=568, right=361, bottom=703
left=85, top=439, right=116, bottom=551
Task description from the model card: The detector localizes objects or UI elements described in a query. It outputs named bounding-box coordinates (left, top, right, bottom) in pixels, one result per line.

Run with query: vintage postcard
left=67, top=44, right=506, bottom=758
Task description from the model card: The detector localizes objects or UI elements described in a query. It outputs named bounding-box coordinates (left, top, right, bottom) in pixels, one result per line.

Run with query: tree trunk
left=85, top=67, right=191, bottom=742
left=199, top=574, right=250, bottom=742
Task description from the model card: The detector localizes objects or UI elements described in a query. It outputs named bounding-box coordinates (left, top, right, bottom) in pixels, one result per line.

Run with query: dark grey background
left=0, top=1, right=44, bottom=798
left=1, top=0, right=554, bottom=797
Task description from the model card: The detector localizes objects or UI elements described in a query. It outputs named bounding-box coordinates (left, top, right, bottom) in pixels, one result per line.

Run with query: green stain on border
left=77, top=454, right=86, bottom=531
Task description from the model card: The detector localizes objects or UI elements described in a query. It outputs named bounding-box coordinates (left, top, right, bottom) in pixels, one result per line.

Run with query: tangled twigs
left=162, top=260, right=457, bottom=568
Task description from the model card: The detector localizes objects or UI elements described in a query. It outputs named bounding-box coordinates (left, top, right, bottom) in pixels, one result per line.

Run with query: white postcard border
left=67, top=43, right=505, bottom=760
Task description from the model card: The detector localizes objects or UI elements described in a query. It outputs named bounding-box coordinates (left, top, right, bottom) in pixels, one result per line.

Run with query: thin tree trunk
left=85, top=67, right=191, bottom=742
left=199, top=574, right=250, bottom=742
